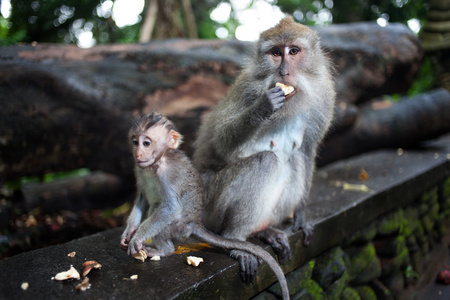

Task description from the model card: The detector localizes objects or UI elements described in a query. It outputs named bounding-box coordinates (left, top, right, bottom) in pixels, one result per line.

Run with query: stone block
left=374, top=236, right=406, bottom=257
left=355, top=285, right=377, bottom=300
left=292, top=279, right=327, bottom=300
left=340, top=287, right=361, bottom=300
left=270, top=260, right=315, bottom=296
left=376, top=210, right=403, bottom=236
left=344, top=243, right=380, bottom=282
left=381, top=271, right=405, bottom=298
left=352, top=255, right=382, bottom=285
left=369, top=279, right=394, bottom=300
left=325, top=270, right=349, bottom=299
left=380, top=247, right=410, bottom=277
left=312, top=247, right=346, bottom=290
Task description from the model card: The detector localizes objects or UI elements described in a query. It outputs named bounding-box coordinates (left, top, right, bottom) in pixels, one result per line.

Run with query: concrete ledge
left=0, top=136, right=449, bottom=299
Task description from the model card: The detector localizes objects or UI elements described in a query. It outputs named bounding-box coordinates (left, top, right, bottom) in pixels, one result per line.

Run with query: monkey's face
left=131, top=126, right=168, bottom=168
left=131, top=134, right=158, bottom=168
left=131, top=126, right=182, bottom=169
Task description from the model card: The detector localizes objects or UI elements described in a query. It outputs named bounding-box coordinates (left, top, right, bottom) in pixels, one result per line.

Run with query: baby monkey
left=120, top=111, right=289, bottom=300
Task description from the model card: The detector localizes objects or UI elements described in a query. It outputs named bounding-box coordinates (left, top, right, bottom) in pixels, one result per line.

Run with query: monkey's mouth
left=275, top=82, right=297, bottom=99
left=137, top=160, right=152, bottom=168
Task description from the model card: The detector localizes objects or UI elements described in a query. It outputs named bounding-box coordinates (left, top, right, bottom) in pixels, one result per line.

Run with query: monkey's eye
left=132, top=139, right=138, bottom=146
left=143, top=141, right=151, bottom=147
left=289, top=48, right=300, bottom=55
left=272, top=49, right=282, bottom=57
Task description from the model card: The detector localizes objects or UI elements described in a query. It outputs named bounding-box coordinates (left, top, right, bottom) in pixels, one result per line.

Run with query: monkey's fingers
left=302, top=222, right=314, bottom=246
left=233, top=250, right=260, bottom=283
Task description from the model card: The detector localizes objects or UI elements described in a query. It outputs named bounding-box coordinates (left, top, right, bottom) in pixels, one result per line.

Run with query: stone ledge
left=0, top=136, right=449, bottom=299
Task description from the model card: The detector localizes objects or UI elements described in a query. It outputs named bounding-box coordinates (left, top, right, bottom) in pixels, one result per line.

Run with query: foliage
left=0, top=0, right=431, bottom=45
left=408, top=57, right=435, bottom=96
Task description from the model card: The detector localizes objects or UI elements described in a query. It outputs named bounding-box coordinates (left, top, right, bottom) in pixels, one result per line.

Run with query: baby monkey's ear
left=169, top=129, right=182, bottom=149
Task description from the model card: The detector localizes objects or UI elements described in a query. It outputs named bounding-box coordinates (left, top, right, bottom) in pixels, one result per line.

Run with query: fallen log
left=319, top=89, right=450, bottom=166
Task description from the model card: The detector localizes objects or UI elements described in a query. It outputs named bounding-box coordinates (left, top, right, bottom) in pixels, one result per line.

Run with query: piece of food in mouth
left=275, top=82, right=295, bottom=95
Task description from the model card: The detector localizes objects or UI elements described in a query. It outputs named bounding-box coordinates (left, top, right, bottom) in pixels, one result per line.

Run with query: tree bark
left=319, top=89, right=450, bottom=165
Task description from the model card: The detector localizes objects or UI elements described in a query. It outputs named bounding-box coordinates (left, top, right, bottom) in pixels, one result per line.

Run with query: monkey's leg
left=144, top=234, right=175, bottom=257
left=254, top=227, right=291, bottom=264
left=204, top=151, right=280, bottom=283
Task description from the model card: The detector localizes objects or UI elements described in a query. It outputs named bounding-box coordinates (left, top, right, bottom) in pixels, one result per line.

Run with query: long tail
left=193, top=226, right=289, bottom=300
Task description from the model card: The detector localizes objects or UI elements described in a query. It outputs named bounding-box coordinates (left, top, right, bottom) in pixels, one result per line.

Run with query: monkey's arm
left=212, top=86, right=286, bottom=154
left=120, top=193, right=149, bottom=248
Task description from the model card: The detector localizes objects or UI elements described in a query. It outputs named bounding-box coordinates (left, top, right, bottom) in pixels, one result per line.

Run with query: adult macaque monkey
left=193, top=16, right=336, bottom=280
left=120, top=112, right=289, bottom=300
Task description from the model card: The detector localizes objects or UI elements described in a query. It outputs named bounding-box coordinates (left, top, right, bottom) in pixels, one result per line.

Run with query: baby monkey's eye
left=132, top=140, right=138, bottom=146
left=289, top=48, right=300, bottom=55
left=143, top=141, right=151, bottom=147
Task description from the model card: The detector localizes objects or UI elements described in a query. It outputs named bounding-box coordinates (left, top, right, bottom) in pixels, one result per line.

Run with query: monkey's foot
left=254, top=227, right=292, bottom=264
left=230, top=250, right=262, bottom=283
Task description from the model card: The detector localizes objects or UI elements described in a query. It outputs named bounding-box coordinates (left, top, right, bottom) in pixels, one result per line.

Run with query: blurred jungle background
left=1, top=0, right=449, bottom=260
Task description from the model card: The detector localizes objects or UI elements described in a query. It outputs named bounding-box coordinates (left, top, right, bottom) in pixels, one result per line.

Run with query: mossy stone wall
left=255, top=177, right=450, bottom=299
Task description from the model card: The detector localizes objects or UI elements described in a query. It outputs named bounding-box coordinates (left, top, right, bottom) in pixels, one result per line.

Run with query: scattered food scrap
left=75, top=277, right=91, bottom=291
left=342, top=183, right=374, bottom=193
left=174, top=243, right=212, bottom=254
left=133, top=250, right=147, bottom=262
left=358, top=169, right=369, bottom=181
left=67, top=251, right=76, bottom=258
left=52, top=266, right=80, bottom=281
left=150, top=255, right=161, bottom=261
left=186, top=256, right=204, bottom=267
left=123, top=275, right=139, bottom=281
left=82, top=261, right=102, bottom=277
left=21, top=282, right=29, bottom=291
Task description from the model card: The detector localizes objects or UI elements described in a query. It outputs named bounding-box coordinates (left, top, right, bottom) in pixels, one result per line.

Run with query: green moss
left=270, top=260, right=315, bottom=296
left=313, top=248, right=346, bottom=289
left=304, top=279, right=327, bottom=300
left=340, top=287, right=361, bottom=300
left=346, top=224, right=377, bottom=245
left=377, top=210, right=403, bottom=236
left=326, top=270, right=349, bottom=299
left=421, top=187, right=438, bottom=203
left=355, top=285, right=377, bottom=300
left=344, top=243, right=377, bottom=281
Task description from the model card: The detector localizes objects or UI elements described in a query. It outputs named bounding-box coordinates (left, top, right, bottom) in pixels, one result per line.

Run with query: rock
left=312, top=247, right=346, bottom=290
left=269, top=260, right=315, bottom=296
left=293, top=279, right=327, bottom=300
left=381, top=272, right=405, bottom=298
left=374, top=236, right=407, bottom=258
left=340, top=287, right=361, bottom=300
left=376, top=210, right=403, bottom=236
left=355, top=285, right=377, bottom=300
left=344, top=223, right=377, bottom=246
left=344, top=243, right=381, bottom=283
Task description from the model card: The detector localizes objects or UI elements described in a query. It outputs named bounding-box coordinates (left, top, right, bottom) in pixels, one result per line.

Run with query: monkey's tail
left=192, top=226, right=290, bottom=300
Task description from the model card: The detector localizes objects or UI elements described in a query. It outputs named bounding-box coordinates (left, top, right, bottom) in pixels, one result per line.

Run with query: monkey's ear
left=169, top=129, right=182, bottom=149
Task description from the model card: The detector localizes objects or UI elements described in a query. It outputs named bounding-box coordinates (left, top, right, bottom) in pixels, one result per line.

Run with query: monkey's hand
left=293, top=209, right=314, bottom=246
left=120, top=226, right=138, bottom=250
left=230, top=250, right=262, bottom=283
left=256, top=87, right=286, bottom=120
left=127, top=237, right=145, bottom=256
